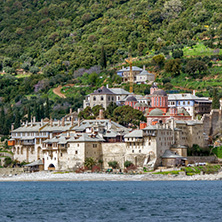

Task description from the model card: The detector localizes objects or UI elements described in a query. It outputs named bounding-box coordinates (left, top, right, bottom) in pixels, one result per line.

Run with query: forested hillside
left=0, top=0, right=222, bottom=136
left=0, top=0, right=222, bottom=72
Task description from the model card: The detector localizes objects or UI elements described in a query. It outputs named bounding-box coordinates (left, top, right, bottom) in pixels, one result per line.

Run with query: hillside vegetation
left=0, top=0, right=222, bottom=135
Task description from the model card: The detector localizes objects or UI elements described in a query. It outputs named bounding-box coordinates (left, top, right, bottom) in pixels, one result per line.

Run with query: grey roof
left=162, top=150, right=183, bottom=159
left=134, top=103, right=149, bottom=107
left=118, top=66, right=143, bottom=72
left=25, top=159, right=43, bottom=167
left=124, top=130, right=143, bottom=138
left=137, top=70, right=155, bottom=76
left=103, top=130, right=118, bottom=138
left=75, top=134, right=105, bottom=142
left=12, top=123, right=42, bottom=133
left=91, top=86, right=115, bottom=95
left=152, top=89, right=167, bottom=96
left=168, top=94, right=210, bottom=101
left=41, top=121, right=74, bottom=132
left=109, top=88, right=131, bottom=95
left=143, top=125, right=157, bottom=130
left=175, top=120, right=203, bottom=126
left=126, top=96, right=137, bottom=102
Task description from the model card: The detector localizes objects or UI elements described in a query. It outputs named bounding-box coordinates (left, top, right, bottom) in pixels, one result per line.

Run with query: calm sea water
left=1, top=181, right=222, bottom=222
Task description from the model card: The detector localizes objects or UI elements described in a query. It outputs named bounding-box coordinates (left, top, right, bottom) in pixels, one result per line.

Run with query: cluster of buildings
left=83, top=83, right=212, bottom=123
left=117, top=65, right=155, bottom=84
left=9, top=106, right=219, bottom=171
left=8, top=66, right=220, bottom=172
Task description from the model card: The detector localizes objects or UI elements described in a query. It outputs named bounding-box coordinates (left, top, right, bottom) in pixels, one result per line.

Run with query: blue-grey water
left=1, top=181, right=222, bottom=222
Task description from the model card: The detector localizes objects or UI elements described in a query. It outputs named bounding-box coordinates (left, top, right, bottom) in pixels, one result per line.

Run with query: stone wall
left=0, top=168, right=24, bottom=176
left=187, top=156, right=218, bottom=164
left=202, top=109, right=222, bottom=137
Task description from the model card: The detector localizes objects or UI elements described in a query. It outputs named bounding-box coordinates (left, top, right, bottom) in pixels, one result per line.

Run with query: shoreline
left=1, top=171, right=222, bottom=182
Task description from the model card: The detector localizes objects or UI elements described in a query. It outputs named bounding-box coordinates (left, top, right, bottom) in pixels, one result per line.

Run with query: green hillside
left=0, top=0, right=222, bottom=135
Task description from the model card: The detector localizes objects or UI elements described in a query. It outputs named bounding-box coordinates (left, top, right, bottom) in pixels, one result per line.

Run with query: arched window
left=160, top=97, right=162, bottom=106
left=108, top=96, right=110, bottom=101
left=93, top=96, right=96, bottom=101
left=101, top=96, right=104, bottom=101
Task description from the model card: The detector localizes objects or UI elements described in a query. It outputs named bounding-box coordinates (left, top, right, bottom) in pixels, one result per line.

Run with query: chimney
left=122, top=66, right=124, bottom=69
left=25, top=120, right=28, bottom=127
left=58, top=120, right=60, bottom=127
left=41, top=119, right=44, bottom=126
left=50, top=118, right=53, bottom=127
left=106, top=84, right=109, bottom=88
left=33, top=116, right=36, bottom=123
left=193, top=90, right=196, bottom=96
left=31, top=118, right=33, bottom=127
left=143, top=65, right=145, bottom=70
left=69, top=108, right=72, bottom=114
left=11, top=124, right=14, bottom=131
left=78, top=118, right=80, bottom=127
left=62, top=117, right=65, bottom=126
left=99, top=109, right=104, bottom=119
left=71, top=116, right=74, bottom=126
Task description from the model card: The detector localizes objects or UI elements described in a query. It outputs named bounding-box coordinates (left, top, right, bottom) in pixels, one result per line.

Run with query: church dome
left=152, top=89, right=167, bottom=96
left=126, top=96, right=137, bottom=102
left=149, top=108, right=164, bottom=116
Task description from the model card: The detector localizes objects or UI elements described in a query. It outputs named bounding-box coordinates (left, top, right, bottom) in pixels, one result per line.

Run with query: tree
left=84, top=157, right=96, bottom=170
left=185, top=60, right=207, bottom=77
left=112, top=106, right=146, bottom=128
left=78, top=106, right=94, bottom=119
left=92, top=105, right=104, bottom=117
left=14, top=109, right=21, bottom=129
left=164, top=59, right=182, bottom=76
left=152, top=54, right=165, bottom=69
left=108, top=161, right=118, bottom=169
left=212, top=88, right=220, bottom=109
left=172, top=50, right=183, bottom=59
left=88, top=73, right=99, bottom=86
left=100, top=46, right=107, bottom=69
left=106, top=102, right=118, bottom=117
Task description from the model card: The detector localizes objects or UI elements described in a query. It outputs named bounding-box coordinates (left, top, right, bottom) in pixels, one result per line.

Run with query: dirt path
left=53, top=85, right=66, bottom=98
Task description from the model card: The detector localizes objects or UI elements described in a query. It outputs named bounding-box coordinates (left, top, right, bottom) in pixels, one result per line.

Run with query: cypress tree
left=28, top=106, right=31, bottom=122
left=212, top=88, right=220, bottom=109
left=100, top=46, right=107, bottom=69
left=0, top=106, right=5, bottom=134
left=14, top=109, right=21, bottom=129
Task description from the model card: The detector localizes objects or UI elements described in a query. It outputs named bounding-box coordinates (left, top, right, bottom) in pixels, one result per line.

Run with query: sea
left=1, top=181, right=222, bottom=222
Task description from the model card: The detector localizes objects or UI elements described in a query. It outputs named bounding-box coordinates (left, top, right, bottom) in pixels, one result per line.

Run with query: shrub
left=108, top=161, right=118, bottom=169
left=124, top=160, right=133, bottom=168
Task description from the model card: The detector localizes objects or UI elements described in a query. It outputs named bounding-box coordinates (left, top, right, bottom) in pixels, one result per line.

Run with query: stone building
left=117, top=66, right=143, bottom=83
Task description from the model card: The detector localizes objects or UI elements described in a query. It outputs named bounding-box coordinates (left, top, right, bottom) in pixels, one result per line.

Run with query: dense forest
left=0, top=0, right=222, bottom=135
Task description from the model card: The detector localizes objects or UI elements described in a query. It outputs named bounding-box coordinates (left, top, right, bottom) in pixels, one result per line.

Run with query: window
left=93, top=96, right=96, bottom=101
left=108, top=96, right=110, bottom=101
left=101, top=96, right=104, bottom=101
left=61, top=153, right=63, bottom=157
left=132, top=150, right=134, bottom=153
left=54, top=157, right=56, bottom=160
left=178, top=101, right=180, bottom=105
left=75, top=150, right=78, bottom=154
left=183, top=101, right=185, bottom=105
left=93, top=144, right=97, bottom=148
left=77, top=144, right=79, bottom=147
left=112, top=97, right=114, bottom=101
left=188, top=101, right=190, bottom=105
left=139, top=150, right=141, bottom=153
left=160, top=97, right=162, bottom=106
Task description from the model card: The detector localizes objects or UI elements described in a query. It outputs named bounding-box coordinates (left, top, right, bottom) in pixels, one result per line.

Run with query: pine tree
left=100, top=46, right=107, bottom=69
left=40, top=103, right=44, bottom=119
left=28, top=106, right=31, bottom=122
left=212, top=88, right=220, bottom=109
left=14, top=109, right=21, bottom=129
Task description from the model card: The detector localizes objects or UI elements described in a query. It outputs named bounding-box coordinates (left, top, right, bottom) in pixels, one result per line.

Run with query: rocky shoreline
left=1, top=171, right=222, bottom=182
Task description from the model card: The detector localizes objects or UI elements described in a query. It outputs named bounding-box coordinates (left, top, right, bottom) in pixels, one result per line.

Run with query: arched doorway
left=48, top=163, right=55, bottom=171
